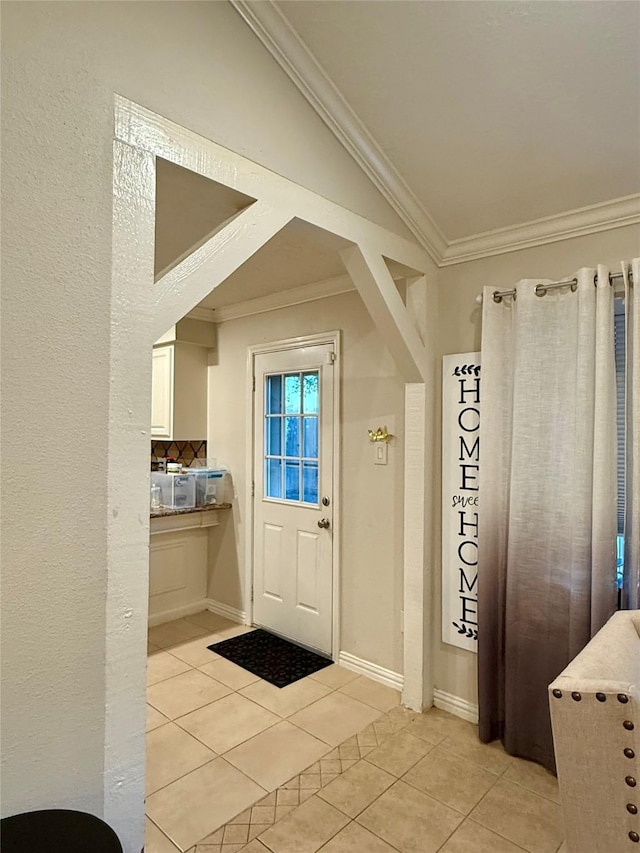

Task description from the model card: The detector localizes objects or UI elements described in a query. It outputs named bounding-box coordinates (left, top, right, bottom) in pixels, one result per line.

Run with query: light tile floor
left=145, top=612, right=565, bottom=853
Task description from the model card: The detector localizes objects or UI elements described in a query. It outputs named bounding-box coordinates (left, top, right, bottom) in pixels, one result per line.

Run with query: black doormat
left=207, top=628, right=332, bottom=688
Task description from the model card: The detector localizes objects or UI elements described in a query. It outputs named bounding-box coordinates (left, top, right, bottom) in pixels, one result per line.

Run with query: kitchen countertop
left=150, top=503, right=231, bottom=519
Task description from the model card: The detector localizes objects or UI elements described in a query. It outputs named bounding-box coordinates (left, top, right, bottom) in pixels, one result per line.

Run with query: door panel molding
left=245, top=332, right=341, bottom=658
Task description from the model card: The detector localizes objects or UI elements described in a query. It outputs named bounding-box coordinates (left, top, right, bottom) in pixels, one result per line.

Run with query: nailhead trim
left=626, top=777, right=637, bottom=788
left=552, top=689, right=562, bottom=699
left=619, top=694, right=630, bottom=704
left=625, top=721, right=635, bottom=731
left=625, top=748, right=636, bottom=760
left=629, top=831, right=639, bottom=843
left=571, top=692, right=582, bottom=702
left=628, top=804, right=638, bottom=815
left=596, top=692, right=607, bottom=702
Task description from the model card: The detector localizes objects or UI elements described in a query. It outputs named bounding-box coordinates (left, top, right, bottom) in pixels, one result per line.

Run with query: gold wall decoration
left=368, top=426, right=393, bottom=443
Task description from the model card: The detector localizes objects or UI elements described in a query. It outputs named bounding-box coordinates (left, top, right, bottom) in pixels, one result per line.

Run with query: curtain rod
left=480, top=270, right=633, bottom=304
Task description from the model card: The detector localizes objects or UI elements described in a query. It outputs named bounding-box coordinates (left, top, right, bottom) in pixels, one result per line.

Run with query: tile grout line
left=148, top=633, right=561, bottom=853
left=460, top=779, right=543, bottom=852
left=147, top=646, right=562, bottom=853
left=146, top=627, right=411, bottom=851
left=190, top=705, right=417, bottom=851
left=247, top=712, right=553, bottom=853
left=147, top=812, right=197, bottom=853
left=505, top=775, right=562, bottom=806
left=146, top=755, right=219, bottom=800
left=146, top=661, right=362, bottom=810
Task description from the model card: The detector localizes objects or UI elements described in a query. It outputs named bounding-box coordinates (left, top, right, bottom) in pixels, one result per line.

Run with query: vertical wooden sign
left=442, top=353, right=480, bottom=653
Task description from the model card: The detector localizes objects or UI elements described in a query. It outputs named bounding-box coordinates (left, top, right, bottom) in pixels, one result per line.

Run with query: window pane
left=266, top=458, right=282, bottom=498
left=284, top=416, right=300, bottom=457
left=303, top=372, right=319, bottom=413
left=266, top=417, right=282, bottom=456
left=266, top=375, right=282, bottom=415
left=285, top=461, right=300, bottom=501
left=303, top=462, right=318, bottom=504
left=284, top=374, right=301, bottom=413
left=303, top=416, right=318, bottom=459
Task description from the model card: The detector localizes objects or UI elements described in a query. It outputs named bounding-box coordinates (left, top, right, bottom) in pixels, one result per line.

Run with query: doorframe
left=245, top=330, right=342, bottom=659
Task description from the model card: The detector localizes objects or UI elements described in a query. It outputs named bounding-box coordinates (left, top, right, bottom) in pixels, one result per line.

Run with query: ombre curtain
left=478, top=266, right=618, bottom=772
left=623, top=259, right=640, bottom=608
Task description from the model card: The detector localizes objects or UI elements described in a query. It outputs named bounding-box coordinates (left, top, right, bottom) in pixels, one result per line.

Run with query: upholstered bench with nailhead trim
left=549, top=610, right=640, bottom=852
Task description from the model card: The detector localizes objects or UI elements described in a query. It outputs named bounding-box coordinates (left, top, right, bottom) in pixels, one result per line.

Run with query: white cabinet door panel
left=151, top=345, right=174, bottom=438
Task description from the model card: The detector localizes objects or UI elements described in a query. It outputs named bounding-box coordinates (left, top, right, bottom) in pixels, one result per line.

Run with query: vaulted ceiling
left=155, top=2, right=640, bottom=319
left=233, top=0, right=640, bottom=263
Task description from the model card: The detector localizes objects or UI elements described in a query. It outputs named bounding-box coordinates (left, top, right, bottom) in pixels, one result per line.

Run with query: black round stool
left=0, top=809, right=123, bottom=852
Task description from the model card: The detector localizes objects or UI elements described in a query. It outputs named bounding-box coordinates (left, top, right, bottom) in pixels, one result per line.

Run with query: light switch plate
left=374, top=443, right=388, bottom=465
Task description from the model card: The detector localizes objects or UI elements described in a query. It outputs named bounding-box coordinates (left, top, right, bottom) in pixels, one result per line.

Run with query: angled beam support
left=341, top=245, right=427, bottom=383
left=115, top=96, right=435, bottom=276
left=152, top=200, right=293, bottom=341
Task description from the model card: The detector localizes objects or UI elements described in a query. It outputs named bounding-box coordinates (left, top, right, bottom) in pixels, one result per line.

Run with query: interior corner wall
left=207, top=291, right=405, bottom=676
left=0, top=2, right=412, bottom=847
left=434, top=223, right=640, bottom=709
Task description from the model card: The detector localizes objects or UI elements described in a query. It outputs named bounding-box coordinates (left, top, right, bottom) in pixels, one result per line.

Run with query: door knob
left=317, top=518, right=330, bottom=529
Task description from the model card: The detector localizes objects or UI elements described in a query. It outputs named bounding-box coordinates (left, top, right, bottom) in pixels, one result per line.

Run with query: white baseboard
left=433, top=688, right=479, bottom=724
left=206, top=598, right=246, bottom=625
left=148, top=598, right=209, bottom=627
left=338, top=651, right=404, bottom=692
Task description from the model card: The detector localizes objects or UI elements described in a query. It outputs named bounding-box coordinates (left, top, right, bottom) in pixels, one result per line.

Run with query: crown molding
left=230, top=0, right=447, bottom=264
left=441, top=194, right=640, bottom=266
left=232, top=1, right=640, bottom=267
left=196, top=274, right=356, bottom=324
left=187, top=306, right=217, bottom=323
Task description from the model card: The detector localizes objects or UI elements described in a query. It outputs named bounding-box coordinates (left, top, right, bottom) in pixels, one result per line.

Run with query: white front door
left=253, top=342, right=335, bottom=655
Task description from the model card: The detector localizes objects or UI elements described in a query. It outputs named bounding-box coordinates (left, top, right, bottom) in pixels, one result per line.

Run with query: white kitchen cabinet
left=151, top=345, right=174, bottom=437
left=151, top=318, right=215, bottom=440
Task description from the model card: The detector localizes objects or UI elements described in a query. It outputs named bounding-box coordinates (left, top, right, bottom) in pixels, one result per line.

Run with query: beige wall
left=0, top=2, right=412, bottom=848
left=208, top=291, right=406, bottom=675
left=434, top=224, right=640, bottom=707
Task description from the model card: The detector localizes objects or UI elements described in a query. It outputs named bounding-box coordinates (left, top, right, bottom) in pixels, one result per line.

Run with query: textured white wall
left=0, top=2, right=411, bottom=850
left=435, top=223, right=640, bottom=708
left=207, top=291, right=406, bottom=675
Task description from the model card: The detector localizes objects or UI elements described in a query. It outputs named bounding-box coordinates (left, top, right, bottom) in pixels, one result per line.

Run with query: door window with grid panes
left=264, top=372, right=319, bottom=504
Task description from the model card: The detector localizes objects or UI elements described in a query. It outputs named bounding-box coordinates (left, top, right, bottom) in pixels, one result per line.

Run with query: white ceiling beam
left=115, top=96, right=434, bottom=277
left=152, top=200, right=293, bottom=341
left=341, top=245, right=427, bottom=383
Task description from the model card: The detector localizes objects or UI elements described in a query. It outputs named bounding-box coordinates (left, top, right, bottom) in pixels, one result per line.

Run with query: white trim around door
left=244, top=331, right=341, bottom=659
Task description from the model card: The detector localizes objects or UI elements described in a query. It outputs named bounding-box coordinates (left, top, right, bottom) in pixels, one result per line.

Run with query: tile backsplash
left=151, top=439, right=207, bottom=469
